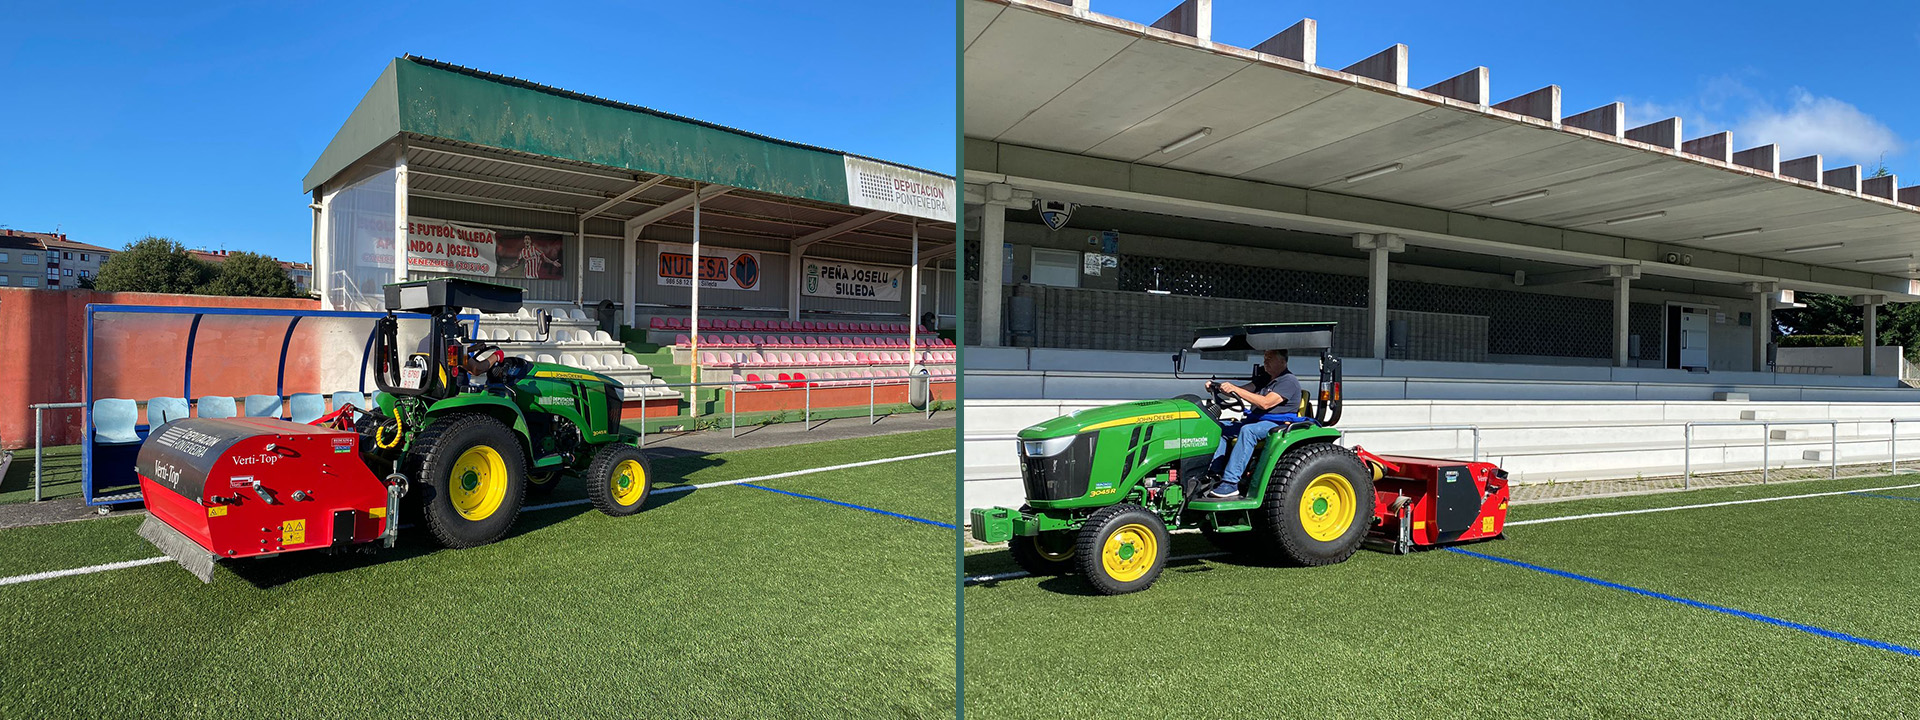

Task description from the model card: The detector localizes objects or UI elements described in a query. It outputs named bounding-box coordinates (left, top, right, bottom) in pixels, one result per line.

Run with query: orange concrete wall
left=1, top=289, right=318, bottom=449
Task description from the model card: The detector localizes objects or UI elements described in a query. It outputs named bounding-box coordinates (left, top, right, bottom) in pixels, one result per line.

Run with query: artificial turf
left=962, top=475, right=1920, bottom=719
left=0, top=430, right=957, bottom=719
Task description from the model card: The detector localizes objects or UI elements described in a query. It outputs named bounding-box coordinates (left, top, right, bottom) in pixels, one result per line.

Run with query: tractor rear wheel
left=1254, top=442, right=1374, bottom=567
left=408, top=414, right=528, bottom=548
left=1075, top=504, right=1169, bottom=595
left=1008, top=526, right=1077, bottom=576
left=586, top=444, right=652, bottom=517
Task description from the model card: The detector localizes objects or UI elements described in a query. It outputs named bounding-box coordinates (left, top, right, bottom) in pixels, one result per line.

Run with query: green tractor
left=970, top=322, right=1372, bottom=594
left=364, top=277, right=653, bottom=547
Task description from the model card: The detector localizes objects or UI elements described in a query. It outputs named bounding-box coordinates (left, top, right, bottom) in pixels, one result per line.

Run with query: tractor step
left=1187, top=496, right=1262, bottom=511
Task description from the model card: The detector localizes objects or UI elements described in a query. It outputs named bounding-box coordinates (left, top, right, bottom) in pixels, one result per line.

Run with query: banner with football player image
left=655, top=243, right=762, bottom=291
left=802, top=259, right=902, bottom=302
left=496, top=231, right=566, bottom=280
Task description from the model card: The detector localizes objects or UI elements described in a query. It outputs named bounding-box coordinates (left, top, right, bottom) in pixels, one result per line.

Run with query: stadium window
left=0, top=276, right=8, bottom=285
left=80, top=253, right=89, bottom=261
left=22, top=276, right=38, bottom=287
left=79, top=270, right=89, bottom=279
left=22, top=254, right=36, bottom=264
left=63, top=252, right=72, bottom=259
left=63, top=268, right=73, bottom=276
left=1028, top=248, right=1083, bottom=288
left=0, top=252, right=8, bottom=263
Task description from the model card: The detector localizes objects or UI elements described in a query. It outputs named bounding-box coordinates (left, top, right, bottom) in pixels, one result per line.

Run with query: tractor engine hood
left=1018, top=398, right=1206, bottom=440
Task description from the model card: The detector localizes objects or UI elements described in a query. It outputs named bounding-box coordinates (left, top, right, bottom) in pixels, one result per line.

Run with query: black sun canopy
left=1190, top=322, right=1336, bottom=353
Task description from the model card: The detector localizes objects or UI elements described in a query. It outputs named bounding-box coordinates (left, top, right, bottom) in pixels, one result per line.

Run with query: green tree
left=1777, top=291, right=1920, bottom=361
left=197, top=251, right=298, bottom=298
left=91, top=236, right=211, bottom=293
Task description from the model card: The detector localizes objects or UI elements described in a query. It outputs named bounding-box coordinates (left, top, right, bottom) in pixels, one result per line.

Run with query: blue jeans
left=1208, top=418, right=1282, bottom=494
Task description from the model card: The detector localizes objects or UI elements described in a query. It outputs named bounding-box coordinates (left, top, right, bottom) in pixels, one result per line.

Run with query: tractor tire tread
left=406, top=413, right=528, bottom=549
left=1074, top=503, right=1170, bottom=595
left=585, top=443, right=652, bottom=517
left=1255, top=441, right=1373, bottom=567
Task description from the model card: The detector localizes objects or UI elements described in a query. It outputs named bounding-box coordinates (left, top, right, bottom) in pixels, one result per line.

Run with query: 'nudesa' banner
left=656, top=243, right=761, bottom=291
left=406, top=219, right=497, bottom=277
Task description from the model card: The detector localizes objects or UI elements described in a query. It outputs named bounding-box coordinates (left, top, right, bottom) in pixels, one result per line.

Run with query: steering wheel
left=1207, top=380, right=1246, bottom=413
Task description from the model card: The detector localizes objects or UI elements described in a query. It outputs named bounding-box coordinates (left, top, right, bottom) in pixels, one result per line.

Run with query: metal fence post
left=1760, top=423, right=1769, bottom=485
left=868, top=377, right=875, bottom=425
left=1471, top=428, right=1481, bottom=462
left=1683, top=422, right=1692, bottom=490
left=1893, top=419, right=1900, bottom=474
left=805, top=382, right=812, bottom=431
left=1831, top=422, right=1838, bottom=480
left=33, top=405, right=44, bottom=503
left=729, top=384, right=737, bottom=439
left=638, top=395, right=647, bottom=448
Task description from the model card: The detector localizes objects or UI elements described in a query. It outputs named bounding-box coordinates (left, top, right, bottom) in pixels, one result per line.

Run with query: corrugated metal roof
left=404, top=56, right=952, bottom=181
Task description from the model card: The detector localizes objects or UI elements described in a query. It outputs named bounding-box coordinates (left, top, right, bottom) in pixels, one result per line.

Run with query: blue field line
left=1447, top=548, right=1920, bottom=658
left=1851, top=492, right=1920, bottom=504
left=738, top=483, right=956, bottom=529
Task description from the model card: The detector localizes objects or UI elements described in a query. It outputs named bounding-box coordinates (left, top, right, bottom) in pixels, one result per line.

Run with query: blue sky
left=0, top=0, right=955, bottom=261
left=1082, top=0, right=1920, bottom=173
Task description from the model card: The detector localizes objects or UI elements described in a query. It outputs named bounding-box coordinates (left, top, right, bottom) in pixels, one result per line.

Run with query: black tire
left=1074, top=504, right=1171, bottom=595
left=406, top=414, right=528, bottom=548
left=1253, top=442, right=1374, bottom=567
left=1008, top=532, right=1078, bottom=576
left=585, top=443, right=652, bottom=517
left=525, top=469, right=563, bottom=498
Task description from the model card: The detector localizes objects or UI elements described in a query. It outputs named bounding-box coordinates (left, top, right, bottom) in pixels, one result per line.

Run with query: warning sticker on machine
left=282, top=519, right=306, bottom=545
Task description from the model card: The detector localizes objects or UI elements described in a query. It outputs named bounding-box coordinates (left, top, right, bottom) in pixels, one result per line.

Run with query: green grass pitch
left=0, top=430, right=957, bottom=719
left=963, top=475, right=1920, bottom=719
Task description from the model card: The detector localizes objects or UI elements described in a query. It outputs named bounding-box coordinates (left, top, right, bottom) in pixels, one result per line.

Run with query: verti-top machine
left=970, top=322, right=1511, bottom=594
left=136, top=277, right=655, bottom=581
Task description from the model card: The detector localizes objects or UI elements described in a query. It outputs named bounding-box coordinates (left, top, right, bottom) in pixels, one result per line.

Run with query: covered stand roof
left=309, top=56, right=954, bottom=264
left=965, top=0, right=1920, bottom=301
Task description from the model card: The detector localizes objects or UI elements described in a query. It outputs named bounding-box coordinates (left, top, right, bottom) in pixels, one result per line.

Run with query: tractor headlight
left=1020, top=435, right=1076, bottom=458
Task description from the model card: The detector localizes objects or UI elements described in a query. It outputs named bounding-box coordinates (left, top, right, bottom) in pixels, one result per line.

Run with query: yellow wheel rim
left=611, top=459, right=647, bottom=506
left=1101, top=523, right=1159, bottom=583
left=450, top=445, right=509, bottom=521
left=1299, top=472, right=1357, bottom=542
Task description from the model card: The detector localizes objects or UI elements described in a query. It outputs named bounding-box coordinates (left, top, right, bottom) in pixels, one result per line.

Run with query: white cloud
left=1733, top=88, right=1902, bottom=167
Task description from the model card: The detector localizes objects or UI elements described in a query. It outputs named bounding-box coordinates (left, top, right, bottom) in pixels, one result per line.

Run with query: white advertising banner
left=843, top=156, right=955, bottom=222
left=656, top=243, right=762, bottom=291
left=405, top=219, right=498, bottom=277
left=803, top=258, right=902, bottom=302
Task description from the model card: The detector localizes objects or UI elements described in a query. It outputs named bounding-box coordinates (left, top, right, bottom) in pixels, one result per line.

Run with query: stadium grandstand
left=307, top=57, right=958, bottom=424
left=962, top=0, right=1920, bottom=507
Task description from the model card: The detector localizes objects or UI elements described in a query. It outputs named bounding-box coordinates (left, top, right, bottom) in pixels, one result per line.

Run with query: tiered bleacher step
left=465, top=306, right=678, bottom=403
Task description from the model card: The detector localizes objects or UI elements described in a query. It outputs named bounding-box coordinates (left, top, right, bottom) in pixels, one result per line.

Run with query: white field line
left=0, top=557, right=173, bottom=587
left=1506, top=481, right=1920, bottom=527
left=962, top=481, right=1920, bottom=585
left=0, top=449, right=956, bottom=588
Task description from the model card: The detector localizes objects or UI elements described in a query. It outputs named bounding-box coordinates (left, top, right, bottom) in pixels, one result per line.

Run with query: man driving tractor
left=1204, top=349, right=1302, bottom=498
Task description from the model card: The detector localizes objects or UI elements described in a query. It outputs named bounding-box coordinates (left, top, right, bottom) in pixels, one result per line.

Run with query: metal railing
left=634, top=370, right=941, bottom=445
left=961, top=424, right=1483, bottom=462
left=1683, top=420, right=1838, bottom=488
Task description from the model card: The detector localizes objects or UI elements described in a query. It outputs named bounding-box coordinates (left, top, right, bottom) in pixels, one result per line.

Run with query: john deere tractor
left=970, top=322, right=1370, bottom=594
left=362, top=277, right=653, bottom=547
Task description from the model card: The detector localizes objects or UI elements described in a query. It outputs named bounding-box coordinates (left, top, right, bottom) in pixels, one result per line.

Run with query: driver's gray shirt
left=1247, top=371, right=1301, bottom=419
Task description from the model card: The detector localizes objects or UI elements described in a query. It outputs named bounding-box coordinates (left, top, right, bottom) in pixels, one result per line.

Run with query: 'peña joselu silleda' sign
left=804, top=259, right=902, bottom=301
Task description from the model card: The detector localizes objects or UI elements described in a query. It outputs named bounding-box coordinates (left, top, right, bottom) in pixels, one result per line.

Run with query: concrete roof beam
left=1823, top=165, right=1862, bottom=193
left=1780, top=155, right=1823, bottom=183
left=1341, top=44, right=1409, bottom=87
left=1564, top=102, right=1625, bottom=137
left=1041, top=0, right=1090, bottom=8
left=1681, top=132, right=1732, bottom=163
left=1150, top=0, right=1210, bottom=41
left=1732, top=145, right=1779, bottom=174
left=1422, top=67, right=1490, bottom=106
left=1252, top=19, right=1316, bottom=65
left=1862, top=175, right=1898, bottom=201
left=1491, top=85, right=1561, bottom=123
left=1625, top=118, right=1682, bottom=150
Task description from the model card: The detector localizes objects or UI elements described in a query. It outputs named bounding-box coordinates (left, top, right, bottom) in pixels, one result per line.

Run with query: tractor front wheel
left=1254, top=442, right=1374, bottom=567
left=408, top=414, right=528, bottom=548
left=586, top=444, right=652, bottom=517
left=1008, top=527, right=1077, bottom=577
left=1075, top=504, right=1169, bottom=595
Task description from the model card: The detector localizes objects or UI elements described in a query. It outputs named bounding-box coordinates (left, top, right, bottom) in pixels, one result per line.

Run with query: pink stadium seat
left=699, top=352, right=715, bottom=365
left=747, top=335, right=763, bottom=347
left=747, top=352, right=766, bottom=366
left=675, top=334, right=691, bottom=347
left=791, top=372, right=808, bottom=387
left=799, top=336, right=815, bottom=346
left=649, top=318, right=665, bottom=330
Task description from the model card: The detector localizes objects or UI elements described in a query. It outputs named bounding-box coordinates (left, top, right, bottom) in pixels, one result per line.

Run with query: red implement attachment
left=1354, top=447, right=1509, bottom=554
left=135, top=417, right=395, bottom=582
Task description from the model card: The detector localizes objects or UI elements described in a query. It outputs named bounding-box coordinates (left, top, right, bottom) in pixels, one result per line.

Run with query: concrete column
left=392, top=153, right=409, bottom=286
left=979, top=197, right=1007, bottom=347
left=908, top=221, right=920, bottom=372
left=1353, top=233, right=1405, bottom=359
left=788, top=247, right=805, bottom=322
left=622, top=224, right=640, bottom=327
left=1613, top=276, right=1631, bottom=368
left=1857, top=295, right=1884, bottom=376
left=1750, top=285, right=1772, bottom=372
